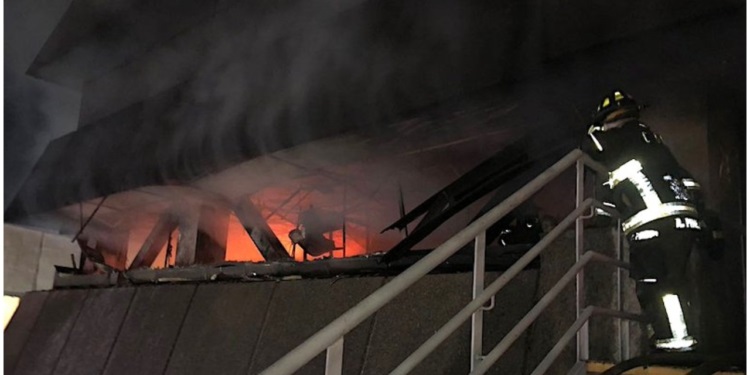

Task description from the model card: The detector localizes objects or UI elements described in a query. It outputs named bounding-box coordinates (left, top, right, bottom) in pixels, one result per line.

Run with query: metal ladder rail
left=260, top=149, right=609, bottom=375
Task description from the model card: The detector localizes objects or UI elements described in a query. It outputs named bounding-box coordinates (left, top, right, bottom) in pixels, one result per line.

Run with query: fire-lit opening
left=121, top=207, right=373, bottom=269
left=215, top=187, right=373, bottom=264
left=225, top=208, right=368, bottom=263
left=152, top=229, right=181, bottom=268
left=107, top=174, right=415, bottom=270
left=226, top=214, right=264, bottom=262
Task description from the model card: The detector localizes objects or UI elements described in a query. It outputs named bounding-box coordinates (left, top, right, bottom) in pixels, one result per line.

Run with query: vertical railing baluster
left=471, top=231, right=487, bottom=371
left=617, top=218, right=629, bottom=361
left=575, top=159, right=589, bottom=364
left=615, top=220, right=623, bottom=363
left=325, top=337, right=344, bottom=375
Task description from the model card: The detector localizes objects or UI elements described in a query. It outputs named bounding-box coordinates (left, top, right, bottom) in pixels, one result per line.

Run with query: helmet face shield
left=592, top=90, right=640, bottom=124
left=605, top=107, right=640, bottom=123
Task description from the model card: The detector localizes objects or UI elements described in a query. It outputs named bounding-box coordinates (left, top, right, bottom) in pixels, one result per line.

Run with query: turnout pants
left=629, top=227, right=700, bottom=350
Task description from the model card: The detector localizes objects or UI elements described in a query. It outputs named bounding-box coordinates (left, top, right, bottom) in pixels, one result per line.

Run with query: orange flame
left=225, top=211, right=367, bottom=262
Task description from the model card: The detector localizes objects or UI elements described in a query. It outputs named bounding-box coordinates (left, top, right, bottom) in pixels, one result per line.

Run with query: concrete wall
left=5, top=274, right=540, bottom=375
left=5, top=227, right=656, bottom=375
left=4, top=224, right=743, bottom=373
left=4, top=224, right=80, bottom=294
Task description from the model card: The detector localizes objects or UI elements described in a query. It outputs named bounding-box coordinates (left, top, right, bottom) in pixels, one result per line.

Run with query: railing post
left=471, top=232, right=487, bottom=371
left=325, top=337, right=344, bottom=375
left=575, top=159, right=589, bottom=364
left=615, top=220, right=623, bottom=363
left=616, top=218, right=629, bottom=361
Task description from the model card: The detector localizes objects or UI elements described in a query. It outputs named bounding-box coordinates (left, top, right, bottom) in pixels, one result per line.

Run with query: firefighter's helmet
left=591, top=90, right=641, bottom=124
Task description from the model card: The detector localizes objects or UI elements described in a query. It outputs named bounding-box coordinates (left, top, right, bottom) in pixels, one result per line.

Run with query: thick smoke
left=5, top=73, right=49, bottom=206
left=151, top=0, right=502, bottom=181
left=97, top=0, right=538, bottom=254
left=8, top=0, right=744, bottom=254
left=4, top=0, right=80, bottom=211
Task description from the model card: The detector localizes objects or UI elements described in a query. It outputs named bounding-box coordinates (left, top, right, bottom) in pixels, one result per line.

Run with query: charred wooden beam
left=380, top=137, right=577, bottom=263
left=175, top=207, right=199, bottom=267
left=195, top=205, right=229, bottom=264
left=234, top=198, right=292, bottom=262
left=75, top=229, right=129, bottom=272
left=129, top=212, right=178, bottom=269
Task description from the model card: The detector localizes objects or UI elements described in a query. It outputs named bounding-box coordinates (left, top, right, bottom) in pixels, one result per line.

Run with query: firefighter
left=583, top=89, right=707, bottom=352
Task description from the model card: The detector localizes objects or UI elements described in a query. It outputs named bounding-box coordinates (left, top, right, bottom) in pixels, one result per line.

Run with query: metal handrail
left=260, top=149, right=610, bottom=375
left=470, top=251, right=630, bottom=375
left=391, top=200, right=599, bottom=374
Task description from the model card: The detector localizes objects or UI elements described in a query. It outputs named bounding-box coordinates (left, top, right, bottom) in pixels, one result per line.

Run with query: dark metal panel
left=12, top=289, right=89, bottom=375
left=247, top=277, right=386, bottom=374
left=381, top=137, right=576, bottom=263
left=53, top=288, right=136, bottom=375
left=164, top=282, right=275, bottom=375
left=4, top=292, right=49, bottom=374
left=702, top=88, right=746, bottom=354
left=382, top=141, right=531, bottom=233
left=102, top=284, right=196, bottom=375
